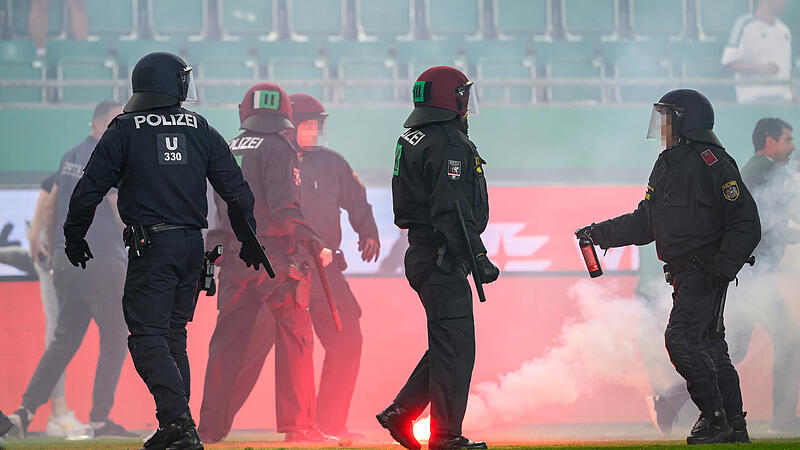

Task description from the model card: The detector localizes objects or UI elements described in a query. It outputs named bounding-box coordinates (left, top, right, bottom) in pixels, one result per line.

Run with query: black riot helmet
left=124, top=52, right=198, bottom=113
left=646, top=89, right=722, bottom=149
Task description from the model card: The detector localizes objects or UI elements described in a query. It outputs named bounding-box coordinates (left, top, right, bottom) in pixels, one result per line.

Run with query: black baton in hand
left=308, top=241, right=343, bottom=332
left=230, top=198, right=275, bottom=278
left=453, top=200, right=486, bottom=303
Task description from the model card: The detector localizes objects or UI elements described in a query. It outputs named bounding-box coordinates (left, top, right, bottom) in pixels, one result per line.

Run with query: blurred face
left=660, top=113, right=678, bottom=149
left=760, top=0, right=787, bottom=16
left=295, top=119, right=323, bottom=150
left=764, top=127, right=795, bottom=163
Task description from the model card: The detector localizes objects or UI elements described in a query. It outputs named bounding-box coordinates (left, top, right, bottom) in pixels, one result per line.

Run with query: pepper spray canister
left=579, top=237, right=603, bottom=278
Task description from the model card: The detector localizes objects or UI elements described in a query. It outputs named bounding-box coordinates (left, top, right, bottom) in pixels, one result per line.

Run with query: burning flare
left=413, top=416, right=431, bottom=442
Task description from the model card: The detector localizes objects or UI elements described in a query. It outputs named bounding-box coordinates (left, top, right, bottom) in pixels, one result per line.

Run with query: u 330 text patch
left=447, top=160, right=461, bottom=180
left=722, top=180, right=739, bottom=201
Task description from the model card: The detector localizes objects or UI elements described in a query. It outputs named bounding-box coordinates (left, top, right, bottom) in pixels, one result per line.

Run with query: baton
left=715, top=255, right=755, bottom=333
left=229, top=198, right=275, bottom=278
left=453, top=200, right=487, bottom=303
left=308, top=241, right=343, bottom=332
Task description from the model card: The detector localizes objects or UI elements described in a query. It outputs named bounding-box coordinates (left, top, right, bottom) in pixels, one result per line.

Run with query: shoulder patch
left=447, top=160, right=462, bottom=180
left=701, top=149, right=718, bottom=166
left=293, top=167, right=302, bottom=186
left=722, top=180, right=739, bottom=201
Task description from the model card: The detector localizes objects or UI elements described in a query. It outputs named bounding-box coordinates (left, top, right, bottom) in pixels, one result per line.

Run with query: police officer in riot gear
left=288, top=93, right=380, bottom=438
left=198, top=83, right=335, bottom=444
left=63, top=52, right=261, bottom=450
left=577, top=89, right=760, bottom=445
left=378, top=66, right=499, bottom=450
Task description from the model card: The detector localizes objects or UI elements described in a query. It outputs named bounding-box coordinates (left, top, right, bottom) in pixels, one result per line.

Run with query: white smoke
left=464, top=279, right=654, bottom=430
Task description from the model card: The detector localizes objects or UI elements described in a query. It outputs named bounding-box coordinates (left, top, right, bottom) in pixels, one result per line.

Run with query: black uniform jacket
left=596, top=142, right=761, bottom=280
left=64, top=105, right=256, bottom=244
left=208, top=129, right=318, bottom=245
left=298, top=147, right=379, bottom=251
left=392, top=118, right=489, bottom=257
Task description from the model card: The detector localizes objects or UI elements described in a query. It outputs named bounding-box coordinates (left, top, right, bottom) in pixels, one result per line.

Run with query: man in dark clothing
left=286, top=93, right=380, bottom=438
left=7, top=101, right=136, bottom=440
left=578, top=89, right=761, bottom=445
left=54, top=52, right=261, bottom=450
left=377, top=66, right=499, bottom=450
left=198, top=83, right=335, bottom=445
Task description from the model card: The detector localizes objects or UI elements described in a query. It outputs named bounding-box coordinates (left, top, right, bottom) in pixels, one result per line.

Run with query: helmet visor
left=646, top=103, right=681, bottom=150
left=180, top=66, right=198, bottom=103
left=456, top=81, right=479, bottom=116
left=296, top=118, right=327, bottom=150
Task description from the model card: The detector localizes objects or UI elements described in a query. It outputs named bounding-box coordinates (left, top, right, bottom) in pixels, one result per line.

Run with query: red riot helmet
left=238, top=82, right=294, bottom=133
left=403, top=66, right=479, bottom=128
left=288, top=93, right=328, bottom=151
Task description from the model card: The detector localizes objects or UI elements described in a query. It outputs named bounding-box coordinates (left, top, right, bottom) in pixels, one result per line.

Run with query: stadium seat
left=57, top=58, right=118, bottom=104
left=47, top=39, right=112, bottom=63
left=603, top=41, right=673, bottom=103
left=562, top=0, right=618, bottom=38
left=0, top=40, right=37, bottom=60
left=536, top=40, right=604, bottom=103
left=9, top=0, right=64, bottom=38
left=0, top=60, right=46, bottom=103
left=337, top=58, right=399, bottom=103
left=464, top=39, right=531, bottom=64
left=669, top=41, right=734, bottom=103
left=426, top=0, right=482, bottom=37
left=86, top=0, right=137, bottom=38
left=630, top=0, right=686, bottom=39
left=696, top=0, right=751, bottom=41
left=476, top=58, right=535, bottom=104
left=116, top=40, right=185, bottom=75
left=148, top=0, right=207, bottom=39
left=395, top=38, right=463, bottom=78
left=267, top=57, right=329, bottom=101
left=218, top=0, right=275, bottom=40
left=406, top=57, right=468, bottom=83
left=186, top=41, right=256, bottom=104
left=357, top=0, right=413, bottom=38
left=325, top=41, right=392, bottom=67
left=545, top=60, right=605, bottom=103
left=288, top=0, right=345, bottom=38
left=494, top=0, right=550, bottom=38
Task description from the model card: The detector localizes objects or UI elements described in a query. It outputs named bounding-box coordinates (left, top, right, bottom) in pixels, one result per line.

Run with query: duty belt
left=663, top=256, right=707, bottom=285
left=145, top=223, right=196, bottom=234
left=408, top=227, right=445, bottom=246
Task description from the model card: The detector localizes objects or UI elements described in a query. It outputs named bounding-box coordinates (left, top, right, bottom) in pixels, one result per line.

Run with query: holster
left=122, top=224, right=151, bottom=257
left=334, top=250, right=347, bottom=271
left=436, top=244, right=467, bottom=274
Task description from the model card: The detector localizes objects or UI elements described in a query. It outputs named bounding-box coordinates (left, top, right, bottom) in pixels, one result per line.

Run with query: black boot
left=142, top=412, right=203, bottom=450
left=429, top=435, right=488, bottom=449
left=376, top=403, right=421, bottom=450
left=687, top=409, right=733, bottom=445
left=727, top=412, right=751, bottom=444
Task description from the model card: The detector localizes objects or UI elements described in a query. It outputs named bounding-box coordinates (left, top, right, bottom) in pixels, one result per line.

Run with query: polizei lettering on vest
left=229, top=136, right=264, bottom=151
left=134, top=113, right=199, bottom=129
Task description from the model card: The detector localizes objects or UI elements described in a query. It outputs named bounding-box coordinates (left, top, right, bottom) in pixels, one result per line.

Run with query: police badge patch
left=722, top=180, right=739, bottom=201
left=447, top=160, right=461, bottom=180
left=701, top=149, right=718, bottom=166
left=293, top=167, right=302, bottom=186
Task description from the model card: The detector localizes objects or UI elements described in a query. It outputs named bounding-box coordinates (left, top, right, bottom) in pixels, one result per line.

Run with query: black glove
left=575, top=223, right=605, bottom=247
left=239, top=239, right=265, bottom=271
left=475, top=253, right=500, bottom=284
left=703, top=263, right=729, bottom=290
left=65, top=239, right=93, bottom=269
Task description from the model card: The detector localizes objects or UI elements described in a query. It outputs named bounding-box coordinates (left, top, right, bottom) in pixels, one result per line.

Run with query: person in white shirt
left=721, top=0, right=794, bottom=103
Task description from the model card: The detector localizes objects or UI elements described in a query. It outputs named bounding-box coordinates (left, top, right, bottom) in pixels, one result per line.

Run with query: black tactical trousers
left=22, top=251, right=127, bottom=423
left=394, top=244, right=475, bottom=438
left=122, top=229, right=203, bottom=427
left=664, top=269, right=743, bottom=418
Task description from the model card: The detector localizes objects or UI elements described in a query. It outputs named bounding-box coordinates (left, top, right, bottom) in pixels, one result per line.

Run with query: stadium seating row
left=0, top=36, right=747, bottom=105
left=3, top=0, right=798, bottom=42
